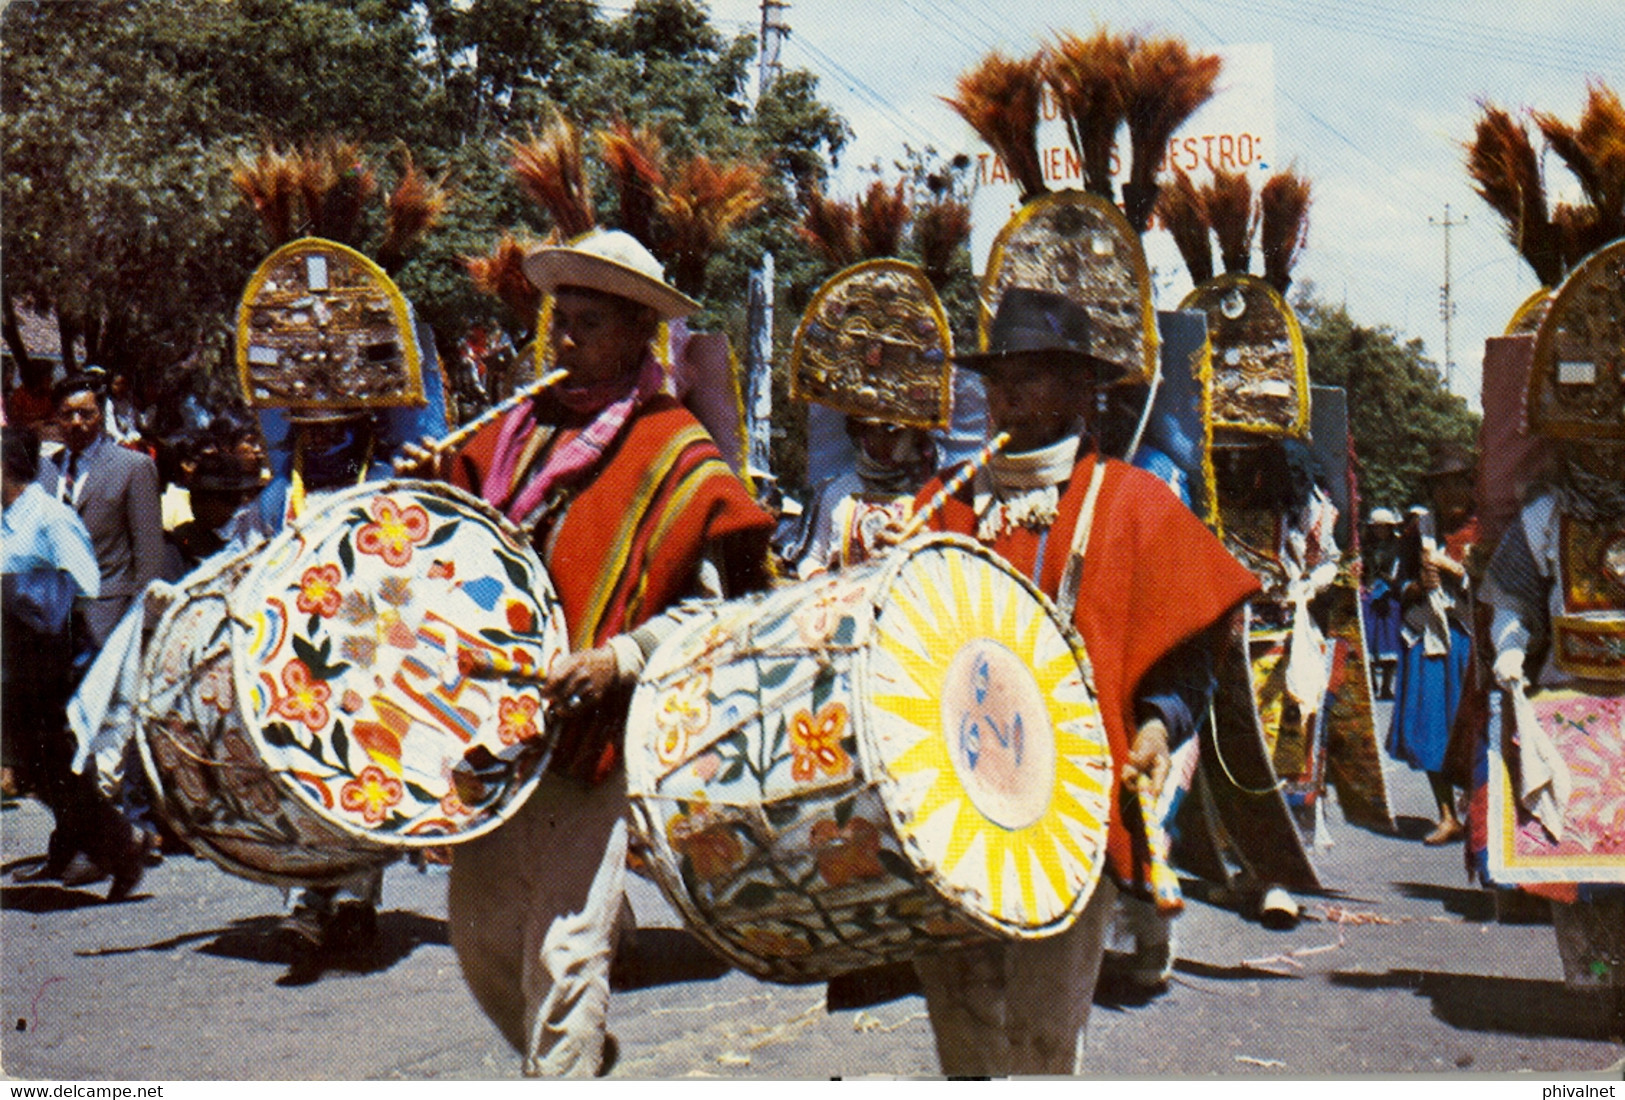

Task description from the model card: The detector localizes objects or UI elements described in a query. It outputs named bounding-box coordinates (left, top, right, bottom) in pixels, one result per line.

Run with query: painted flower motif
left=793, top=580, right=868, bottom=646
left=341, top=634, right=378, bottom=668
left=810, top=816, right=885, bottom=887
left=736, top=925, right=812, bottom=959
left=654, top=672, right=712, bottom=766
left=340, top=765, right=405, bottom=825
left=355, top=495, right=431, bottom=568
left=498, top=695, right=541, bottom=746
left=667, top=800, right=746, bottom=882
left=692, top=752, right=721, bottom=783
left=377, top=574, right=414, bottom=607
left=789, top=701, right=851, bottom=782
left=505, top=600, right=534, bottom=634
left=197, top=659, right=235, bottom=714
left=296, top=563, right=344, bottom=618
left=440, top=786, right=472, bottom=818
left=222, top=730, right=282, bottom=817
left=154, top=718, right=210, bottom=805
left=272, top=658, right=331, bottom=733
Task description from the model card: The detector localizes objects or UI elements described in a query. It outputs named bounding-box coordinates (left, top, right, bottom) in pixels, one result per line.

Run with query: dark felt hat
left=189, top=450, right=267, bottom=493
left=1422, top=442, right=1476, bottom=480
left=953, top=288, right=1128, bottom=380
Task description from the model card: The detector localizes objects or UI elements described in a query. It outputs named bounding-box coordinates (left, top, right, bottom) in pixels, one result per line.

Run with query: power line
left=787, top=33, right=959, bottom=152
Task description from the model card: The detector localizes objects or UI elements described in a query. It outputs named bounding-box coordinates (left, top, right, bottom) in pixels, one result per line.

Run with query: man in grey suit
left=41, top=373, right=164, bottom=653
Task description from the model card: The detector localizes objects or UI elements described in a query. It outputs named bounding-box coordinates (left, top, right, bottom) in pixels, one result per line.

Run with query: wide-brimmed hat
left=523, top=229, right=700, bottom=320
left=1367, top=506, right=1401, bottom=526
left=953, top=288, right=1127, bottom=380
left=1422, top=442, right=1475, bottom=480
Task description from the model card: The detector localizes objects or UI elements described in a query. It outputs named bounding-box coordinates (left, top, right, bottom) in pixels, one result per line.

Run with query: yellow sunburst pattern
left=867, top=540, right=1112, bottom=934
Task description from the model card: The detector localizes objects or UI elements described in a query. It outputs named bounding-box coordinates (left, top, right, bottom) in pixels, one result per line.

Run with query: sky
left=706, top=0, right=1623, bottom=410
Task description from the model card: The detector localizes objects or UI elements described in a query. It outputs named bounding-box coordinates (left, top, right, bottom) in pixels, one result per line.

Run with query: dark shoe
left=106, top=860, right=144, bottom=903
left=324, top=900, right=379, bottom=955
left=596, top=1033, right=619, bottom=1077
left=59, top=853, right=109, bottom=888
left=14, top=859, right=67, bottom=883
left=139, top=831, right=164, bottom=867
left=280, top=904, right=327, bottom=950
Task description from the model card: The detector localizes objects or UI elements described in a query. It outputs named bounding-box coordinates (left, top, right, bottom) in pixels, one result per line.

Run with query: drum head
left=231, top=480, right=567, bottom=847
left=864, top=535, right=1112, bottom=935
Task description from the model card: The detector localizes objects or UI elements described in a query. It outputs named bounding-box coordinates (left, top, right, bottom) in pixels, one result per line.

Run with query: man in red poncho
left=909, top=287, right=1261, bottom=1075
left=407, top=229, right=774, bottom=1076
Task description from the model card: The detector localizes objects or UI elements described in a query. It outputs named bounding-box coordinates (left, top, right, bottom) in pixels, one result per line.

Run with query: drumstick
left=423, top=368, right=569, bottom=455
left=897, top=431, right=1010, bottom=541
left=457, top=647, right=546, bottom=684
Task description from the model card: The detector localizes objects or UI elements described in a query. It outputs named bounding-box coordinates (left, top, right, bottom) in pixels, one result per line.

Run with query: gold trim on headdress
left=979, top=190, right=1158, bottom=385
left=1505, top=287, right=1554, bottom=336
left=1528, top=238, right=1625, bottom=441
left=1180, top=272, right=1310, bottom=439
left=236, top=238, right=423, bottom=411
left=789, top=259, right=954, bottom=429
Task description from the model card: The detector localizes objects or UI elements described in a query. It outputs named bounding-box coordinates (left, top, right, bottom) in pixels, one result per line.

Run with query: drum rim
left=227, top=477, right=563, bottom=850
left=136, top=551, right=393, bottom=887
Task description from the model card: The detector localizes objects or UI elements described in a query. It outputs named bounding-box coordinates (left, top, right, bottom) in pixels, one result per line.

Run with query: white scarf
left=973, top=434, right=1080, bottom=541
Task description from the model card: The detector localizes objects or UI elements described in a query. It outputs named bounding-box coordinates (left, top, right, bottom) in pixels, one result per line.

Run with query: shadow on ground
left=1329, top=969, right=1623, bottom=1041
left=1, top=883, right=145, bottom=912
left=612, top=927, right=731, bottom=992
left=1393, top=881, right=1497, bottom=922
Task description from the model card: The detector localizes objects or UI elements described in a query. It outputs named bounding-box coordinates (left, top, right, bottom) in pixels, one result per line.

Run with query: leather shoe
left=60, top=854, right=109, bottom=888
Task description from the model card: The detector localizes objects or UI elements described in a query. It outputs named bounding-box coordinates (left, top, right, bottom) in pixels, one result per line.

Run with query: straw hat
left=523, top=229, right=700, bottom=320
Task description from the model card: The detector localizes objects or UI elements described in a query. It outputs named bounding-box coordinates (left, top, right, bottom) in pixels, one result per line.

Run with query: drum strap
left=1057, top=456, right=1109, bottom=622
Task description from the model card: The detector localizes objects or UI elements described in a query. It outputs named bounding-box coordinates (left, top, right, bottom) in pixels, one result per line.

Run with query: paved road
left=2, top=741, right=1621, bottom=1080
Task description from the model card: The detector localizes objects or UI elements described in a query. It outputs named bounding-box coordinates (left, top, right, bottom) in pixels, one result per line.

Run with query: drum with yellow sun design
left=625, top=533, right=1113, bottom=982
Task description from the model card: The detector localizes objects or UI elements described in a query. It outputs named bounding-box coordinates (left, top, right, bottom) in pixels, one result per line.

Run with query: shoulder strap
left=1057, top=455, right=1109, bottom=621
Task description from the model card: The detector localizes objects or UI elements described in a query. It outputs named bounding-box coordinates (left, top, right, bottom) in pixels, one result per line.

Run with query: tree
left=1295, top=292, right=1480, bottom=512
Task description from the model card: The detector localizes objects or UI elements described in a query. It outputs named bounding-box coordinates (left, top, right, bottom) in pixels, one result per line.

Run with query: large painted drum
left=626, top=533, right=1113, bottom=982
left=140, top=481, right=568, bottom=886
left=138, top=547, right=386, bottom=887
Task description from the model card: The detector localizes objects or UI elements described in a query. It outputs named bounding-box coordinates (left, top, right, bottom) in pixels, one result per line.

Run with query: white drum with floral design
left=138, top=548, right=390, bottom=887
left=626, top=533, right=1112, bottom=982
left=230, top=480, right=567, bottom=849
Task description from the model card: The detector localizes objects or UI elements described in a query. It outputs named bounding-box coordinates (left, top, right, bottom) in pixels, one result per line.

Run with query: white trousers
left=448, top=769, right=629, bottom=1077
left=912, top=875, right=1118, bottom=1076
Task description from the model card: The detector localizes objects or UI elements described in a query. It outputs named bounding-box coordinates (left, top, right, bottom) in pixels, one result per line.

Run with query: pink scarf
left=483, top=354, right=665, bottom=523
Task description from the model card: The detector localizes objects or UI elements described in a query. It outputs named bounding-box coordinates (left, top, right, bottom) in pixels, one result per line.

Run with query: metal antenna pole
left=758, top=0, right=790, bottom=98
left=1429, top=203, right=1466, bottom=391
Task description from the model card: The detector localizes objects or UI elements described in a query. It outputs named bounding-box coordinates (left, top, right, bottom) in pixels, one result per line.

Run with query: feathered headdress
left=1467, top=103, right=1560, bottom=286
left=855, top=179, right=910, bottom=260
left=1121, top=37, right=1221, bottom=233
left=231, top=145, right=301, bottom=248
left=508, top=115, right=596, bottom=240
left=464, top=230, right=545, bottom=324
left=1204, top=167, right=1256, bottom=276
left=656, top=154, right=767, bottom=296
left=377, top=147, right=451, bottom=276
left=943, top=50, right=1048, bottom=203
left=596, top=119, right=666, bottom=248
left=1259, top=169, right=1311, bottom=295
left=799, top=186, right=859, bottom=268
left=1157, top=167, right=1212, bottom=285
left=1044, top=29, right=1131, bottom=201
left=297, top=139, right=376, bottom=247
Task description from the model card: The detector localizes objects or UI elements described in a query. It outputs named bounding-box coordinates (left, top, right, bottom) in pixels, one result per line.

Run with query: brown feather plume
left=1203, top=167, right=1255, bottom=275
left=1122, top=37, right=1221, bottom=233
left=1535, top=81, right=1625, bottom=247
left=231, top=144, right=300, bottom=248
left=1156, top=167, right=1212, bottom=285
left=1466, top=102, right=1560, bottom=286
left=1044, top=29, right=1131, bottom=201
left=657, top=155, right=767, bottom=296
left=798, top=187, right=859, bottom=269
left=508, top=115, right=596, bottom=240
left=856, top=179, right=910, bottom=260
left=297, top=139, right=375, bottom=246
left=914, top=193, right=972, bottom=291
left=596, top=119, right=666, bottom=247
left=377, top=148, right=451, bottom=275
left=942, top=50, right=1048, bottom=203
left=463, top=231, right=543, bottom=323
left=1259, top=169, right=1311, bottom=294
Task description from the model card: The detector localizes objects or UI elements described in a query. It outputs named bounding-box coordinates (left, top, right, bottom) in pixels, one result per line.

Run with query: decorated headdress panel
left=1529, top=238, right=1625, bottom=441
left=979, top=190, right=1158, bottom=385
left=236, top=238, right=423, bottom=411
left=790, top=259, right=954, bottom=429
left=1505, top=288, right=1553, bottom=336
left=1180, top=272, right=1309, bottom=438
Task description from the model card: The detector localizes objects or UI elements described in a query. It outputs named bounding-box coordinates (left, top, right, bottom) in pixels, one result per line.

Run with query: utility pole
left=758, top=0, right=790, bottom=98
left=744, top=0, right=789, bottom=495
left=1430, top=204, right=1465, bottom=391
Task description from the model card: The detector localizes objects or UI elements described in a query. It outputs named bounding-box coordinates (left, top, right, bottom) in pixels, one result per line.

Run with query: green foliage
left=1294, top=292, right=1480, bottom=514
left=1, top=0, right=850, bottom=435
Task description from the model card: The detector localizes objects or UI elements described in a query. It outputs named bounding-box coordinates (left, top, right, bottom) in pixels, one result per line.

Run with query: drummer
left=400, top=228, right=774, bottom=1077
left=905, top=287, right=1260, bottom=1076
